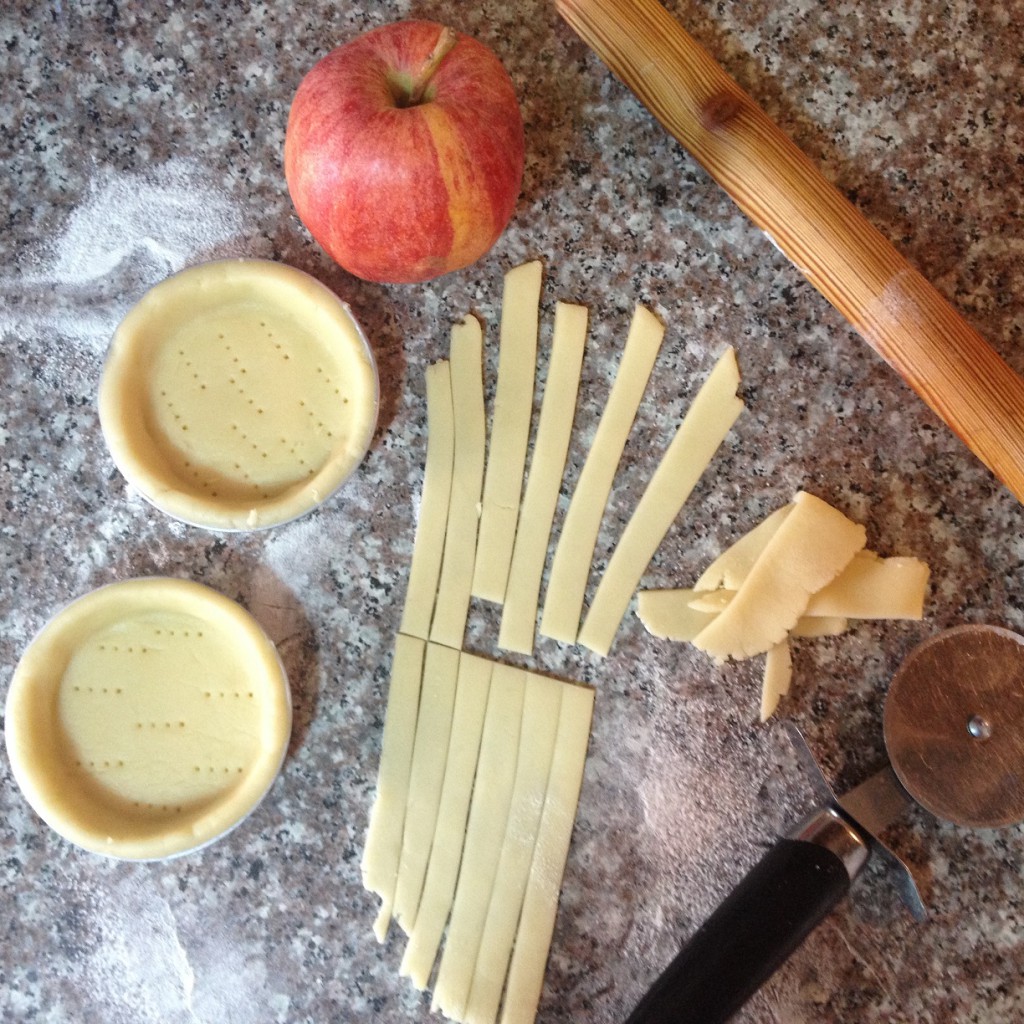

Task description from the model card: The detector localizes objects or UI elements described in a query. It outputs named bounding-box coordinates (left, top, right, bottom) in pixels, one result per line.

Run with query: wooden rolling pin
left=557, top=0, right=1024, bottom=504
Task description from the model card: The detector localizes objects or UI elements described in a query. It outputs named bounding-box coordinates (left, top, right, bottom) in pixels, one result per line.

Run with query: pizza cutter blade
left=625, top=624, right=1024, bottom=1024
left=884, top=623, right=1024, bottom=829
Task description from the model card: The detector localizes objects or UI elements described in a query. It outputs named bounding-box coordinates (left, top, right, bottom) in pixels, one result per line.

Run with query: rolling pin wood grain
left=557, top=0, right=1024, bottom=504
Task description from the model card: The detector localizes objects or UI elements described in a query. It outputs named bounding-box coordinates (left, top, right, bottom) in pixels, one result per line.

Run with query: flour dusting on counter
left=48, top=159, right=248, bottom=287
left=62, top=874, right=198, bottom=1024
left=49, top=871, right=276, bottom=1024
left=0, top=158, right=255, bottom=355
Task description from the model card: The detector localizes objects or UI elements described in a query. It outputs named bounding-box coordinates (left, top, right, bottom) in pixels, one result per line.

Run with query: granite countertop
left=3, top=1, right=1024, bottom=1022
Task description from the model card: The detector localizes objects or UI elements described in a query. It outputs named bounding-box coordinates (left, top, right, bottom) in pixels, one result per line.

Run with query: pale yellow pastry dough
left=401, top=361, right=456, bottom=640
left=432, top=316, right=487, bottom=649
left=642, top=588, right=841, bottom=641
left=393, top=643, right=462, bottom=932
left=498, top=302, right=588, bottom=654
left=578, top=347, right=744, bottom=656
left=4, top=578, right=291, bottom=860
left=432, top=663, right=526, bottom=1020
left=692, top=491, right=866, bottom=660
left=464, top=672, right=563, bottom=1024
left=686, top=553, right=928, bottom=623
left=473, top=261, right=544, bottom=604
left=500, top=683, right=595, bottom=1024
left=361, top=641, right=596, bottom=1023
left=686, top=589, right=736, bottom=613
left=99, top=259, right=378, bottom=530
left=760, top=640, right=793, bottom=722
left=363, top=633, right=427, bottom=943
left=540, top=305, right=665, bottom=643
left=804, top=551, right=930, bottom=619
left=401, top=652, right=494, bottom=989
left=685, top=590, right=851, bottom=638
left=789, top=616, right=849, bottom=638
left=693, top=503, right=794, bottom=592
left=636, top=588, right=718, bottom=642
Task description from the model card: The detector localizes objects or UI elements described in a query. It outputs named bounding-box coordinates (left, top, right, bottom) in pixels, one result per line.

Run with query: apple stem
left=407, top=26, right=459, bottom=106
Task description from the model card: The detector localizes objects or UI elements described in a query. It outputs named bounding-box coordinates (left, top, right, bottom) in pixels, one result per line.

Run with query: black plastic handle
left=624, top=836, right=852, bottom=1024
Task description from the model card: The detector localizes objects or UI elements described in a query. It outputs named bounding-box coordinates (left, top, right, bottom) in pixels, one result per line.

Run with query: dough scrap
left=691, top=491, right=866, bottom=661
left=636, top=494, right=930, bottom=720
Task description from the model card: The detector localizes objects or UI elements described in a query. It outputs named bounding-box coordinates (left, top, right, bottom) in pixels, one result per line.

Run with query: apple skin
left=284, top=21, right=525, bottom=284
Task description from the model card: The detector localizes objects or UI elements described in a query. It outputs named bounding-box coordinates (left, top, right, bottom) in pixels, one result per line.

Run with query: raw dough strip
left=790, top=616, right=849, bottom=638
left=361, top=633, right=427, bottom=943
left=578, top=347, right=744, bottom=657
left=464, top=672, right=564, bottom=1024
left=400, top=361, right=456, bottom=640
left=687, top=553, right=928, bottom=622
left=400, top=652, right=494, bottom=990
left=540, top=305, right=665, bottom=644
left=393, top=642, right=462, bottom=932
left=498, top=302, right=589, bottom=655
left=692, top=491, right=867, bottom=661
left=760, top=640, right=793, bottom=722
left=472, top=261, right=545, bottom=604
left=431, top=316, right=487, bottom=649
left=693, top=503, right=794, bottom=591
left=636, top=588, right=718, bottom=642
left=687, top=589, right=735, bottom=613
left=804, top=551, right=930, bottom=619
left=638, top=585, right=856, bottom=638
left=432, top=663, right=527, bottom=1020
left=637, top=588, right=850, bottom=641
left=500, top=682, right=595, bottom=1024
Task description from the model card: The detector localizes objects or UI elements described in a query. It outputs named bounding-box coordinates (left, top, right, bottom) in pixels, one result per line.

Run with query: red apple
left=284, top=20, right=525, bottom=284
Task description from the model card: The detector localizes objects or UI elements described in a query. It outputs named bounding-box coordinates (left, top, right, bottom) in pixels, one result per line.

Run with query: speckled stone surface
left=3, top=1, right=1024, bottom=1022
